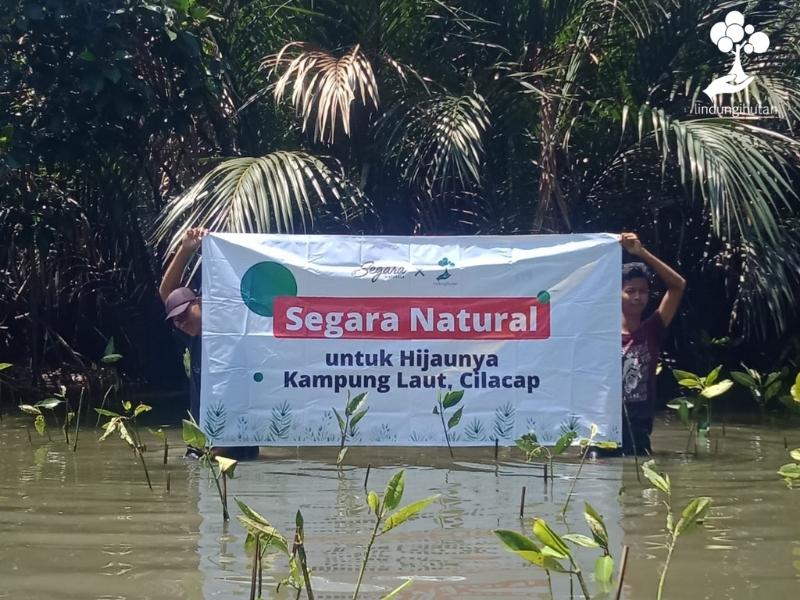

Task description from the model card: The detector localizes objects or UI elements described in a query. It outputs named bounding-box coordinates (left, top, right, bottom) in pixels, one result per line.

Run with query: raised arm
left=159, top=227, right=208, bottom=302
left=620, top=232, right=686, bottom=326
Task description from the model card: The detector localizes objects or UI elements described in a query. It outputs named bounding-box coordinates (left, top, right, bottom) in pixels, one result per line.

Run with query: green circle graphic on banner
left=240, top=261, right=297, bottom=317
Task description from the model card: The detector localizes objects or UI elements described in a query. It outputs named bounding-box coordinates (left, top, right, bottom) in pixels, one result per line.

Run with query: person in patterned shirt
left=619, top=232, right=686, bottom=455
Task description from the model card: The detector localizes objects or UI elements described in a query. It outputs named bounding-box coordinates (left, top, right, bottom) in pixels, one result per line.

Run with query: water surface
left=1, top=415, right=798, bottom=599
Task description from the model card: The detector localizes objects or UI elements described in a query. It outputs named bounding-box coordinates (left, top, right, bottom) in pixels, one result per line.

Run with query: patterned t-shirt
left=622, top=313, right=665, bottom=421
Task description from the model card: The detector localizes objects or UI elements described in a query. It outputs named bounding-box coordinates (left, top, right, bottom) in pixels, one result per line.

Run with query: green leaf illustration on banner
left=464, top=418, right=488, bottom=442
left=204, top=402, right=227, bottom=440
left=268, top=401, right=294, bottom=441
left=494, top=402, right=516, bottom=440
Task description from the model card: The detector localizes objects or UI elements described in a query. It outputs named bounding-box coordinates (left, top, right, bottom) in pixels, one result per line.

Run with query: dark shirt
left=621, top=313, right=665, bottom=424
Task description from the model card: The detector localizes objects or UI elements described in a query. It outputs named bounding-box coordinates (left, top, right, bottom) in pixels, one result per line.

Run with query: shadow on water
left=0, top=414, right=799, bottom=599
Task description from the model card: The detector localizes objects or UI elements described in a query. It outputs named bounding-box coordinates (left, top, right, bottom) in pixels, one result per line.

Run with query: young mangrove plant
left=96, top=337, right=123, bottom=426
left=729, top=364, right=785, bottom=415
left=562, top=424, right=600, bottom=515
left=354, top=469, right=439, bottom=599
left=432, top=390, right=464, bottom=458
left=641, top=460, right=712, bottom=600
left=96, top=400, right=154, bottom=489
left=333, top=391, right=368, bottom=466
left=777, top=447, right=800, bottom=489
left=668, top=366, right=733, bottom=452
left=182, top=418, right=237, bottom=520
left=515, top=429, right=576, bottom=480
left=19, top=387, right=67, bottom=441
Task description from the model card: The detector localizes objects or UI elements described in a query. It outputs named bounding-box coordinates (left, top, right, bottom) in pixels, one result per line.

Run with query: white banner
left=201, top=234, right=622, bottom=446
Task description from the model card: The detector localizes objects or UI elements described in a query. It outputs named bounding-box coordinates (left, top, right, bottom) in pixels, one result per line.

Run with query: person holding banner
left=619, top=232, right=686, bottom=455
left=160, top=227, right=259, bottom=460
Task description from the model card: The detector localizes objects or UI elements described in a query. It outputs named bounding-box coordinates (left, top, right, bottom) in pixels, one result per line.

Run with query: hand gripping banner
left=201, top=234, right=622, bottom=446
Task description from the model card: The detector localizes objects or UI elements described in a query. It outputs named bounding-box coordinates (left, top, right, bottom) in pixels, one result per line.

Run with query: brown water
left=1, top=414, right=798, bottom=600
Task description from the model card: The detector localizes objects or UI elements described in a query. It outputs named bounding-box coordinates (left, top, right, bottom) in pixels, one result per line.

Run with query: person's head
left=621, top=262, right=651, bottom=318
left=165, top=287, right=202, bottom=337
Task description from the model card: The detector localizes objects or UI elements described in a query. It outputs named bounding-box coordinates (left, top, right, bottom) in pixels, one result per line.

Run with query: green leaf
left=215, top=456, right=238, bottom=477
left=382, top=495, right=439, bottom=534
left=432, top=405, right=439, bottom=415
left=672, top=369, right=700, bottom=383
left=642, top=460, right=671, bottom=494
left=675, top=497, right=712, bottom=535
left=121, top=400, right=132, bottom=412
left=332, top=407, right=346, bottom=433
left=381, top=578, right=413, bottom=600
left=346, top=392, right=368, bottom=416
left=117, top=421, right=135, bottom=448
left=790, top=373, right=800, bottom=403
left=35, top=398, right=63, bottom=410
left=705, top=365, right=722, bottom=386
left=20, top=404, right=42, bottom=416
left=447, top=407, right=463, bottom=429
left=149, top=428, right=166, bottom=440
left=701, top=380, right=733, bottom=399
left=562, top=533, right=600, bottom=548
left=494, top=530, right=567, bottom=571
left=677, top=379, right=703, bottom=390
left=553, top=431, right=576, bottom=454
left=0, top=362, right=12, bottom=371
left=765, top=380, right=783, bottom=402
left=182, top=419, right=207, bottom=448
left=133, top=404, right=152, bottom=418
left=777, top=463, right=800, bottom=479
left=101, top=353, right=123, bottom=364
left=237, top=515, right=289, bottom=555
left=583, top=502, right=609, bottom=548
left=99, top=418, right=121, bottom=441
left=532, top=519, right=571, bottom=559
left=730, top=371, right=757, bottom=389
left=515, top=433, right=538, bottom=454
left=103, top=337, right=115, bottom=356
left=94, top=408, right=120, bottom=417
left=442, top=390, right=464, bottom=409
left=34, top=414, right=45, bottom=436
left=383, top=470, right=405, bottom=513
left=790, top=448, right=800, bottom=462
left=165, top=28, right=178, bottom=41
left=235, top=498, right=272, bottom=527
left=336, top=447, right=348, bottom=466
left=595, top=555, right=614, bottom=584
left=350, top=407, right=369, bottom=431
left=367, top=491, right=380, bottom=515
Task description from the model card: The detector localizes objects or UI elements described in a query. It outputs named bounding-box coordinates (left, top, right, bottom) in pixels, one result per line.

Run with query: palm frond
left=151, top=151, right=365, bottom=253
left=380, top=91, right=490, bottom=198
left=264, top=42, right=379, bottom=144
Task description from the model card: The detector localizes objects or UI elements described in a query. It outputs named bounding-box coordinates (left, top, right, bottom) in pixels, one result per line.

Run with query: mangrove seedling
left=236, top=499, right=299, bottom=599
left=433, top=390, right=464, bottom=458
left=641, top=460, right=712, bottom=600
left=149, top=427, right=170, bottom=464
left=182, top=418, right=237, bottom=521
left=19, top=388, right=67, bottom=441
left=96, top=401, right=154, bottom=489
left=730, top=364, right=785, bottom=414
left=669, top=365, right=733, bottom=451
left=562, top=424, right=601, bottom=515
left=96, top=337, right=123, bottom=426
left=777, top=447, right=800, bottom=489
left=354, top=469, right=439, bottom=599
left=515, top=428, right=577, bottom=480
left=333, top=391, right=368, bottom=466
left=495, top=518, right=591, bottom=599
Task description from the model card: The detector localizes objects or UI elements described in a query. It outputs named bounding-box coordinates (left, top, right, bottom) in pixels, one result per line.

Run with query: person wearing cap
left=160, top=227, right=259, bottom=460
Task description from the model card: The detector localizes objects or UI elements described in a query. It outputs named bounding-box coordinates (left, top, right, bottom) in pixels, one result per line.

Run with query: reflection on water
left=0, top=416, right=798, bottom=599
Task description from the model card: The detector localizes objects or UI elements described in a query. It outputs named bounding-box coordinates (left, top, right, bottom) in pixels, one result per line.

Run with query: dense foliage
left=1, top=0, right=799, bottom=394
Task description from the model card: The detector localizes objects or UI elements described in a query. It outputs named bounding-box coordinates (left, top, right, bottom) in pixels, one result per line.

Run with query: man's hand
left=180, top=227, right=209, bottom=254
left=620, top=232, right=645, bottom=257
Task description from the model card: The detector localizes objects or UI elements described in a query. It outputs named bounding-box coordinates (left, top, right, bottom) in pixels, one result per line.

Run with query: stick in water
left=519, top=486, right=526, bottom=518
left=615, top=544, right=630, bottom=600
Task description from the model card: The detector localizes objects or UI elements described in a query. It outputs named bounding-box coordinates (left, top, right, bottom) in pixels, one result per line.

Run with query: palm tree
left=152, top=0, right=800, bottom=339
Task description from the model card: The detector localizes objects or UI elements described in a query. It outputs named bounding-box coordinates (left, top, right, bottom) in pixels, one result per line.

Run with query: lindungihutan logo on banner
left=692, top=10, right=777, bottom=117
